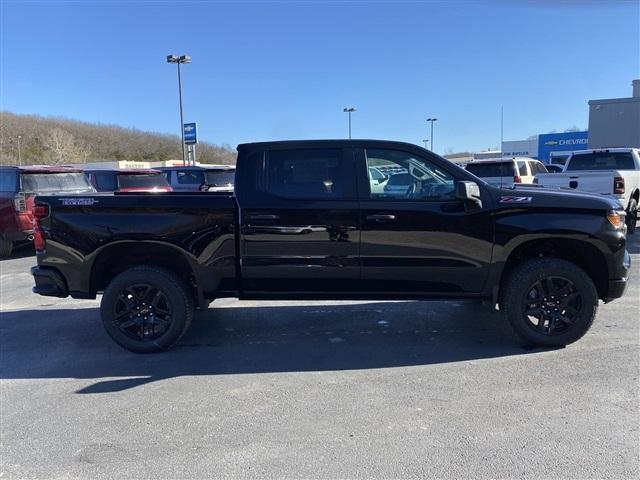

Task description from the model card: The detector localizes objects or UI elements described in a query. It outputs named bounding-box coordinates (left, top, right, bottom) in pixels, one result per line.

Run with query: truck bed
left=35, top=192, right=238, bottom=298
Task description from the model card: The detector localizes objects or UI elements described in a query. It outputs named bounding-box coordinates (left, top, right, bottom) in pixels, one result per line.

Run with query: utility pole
left=16, top=135, right=22, bottom=166
left=167, top=54, right=191, bottom=165
left=422, top=139, right=429, bottom=150
left=343, top=107, right=356, bottom=139
left=426, top=118, right=438, bottom=153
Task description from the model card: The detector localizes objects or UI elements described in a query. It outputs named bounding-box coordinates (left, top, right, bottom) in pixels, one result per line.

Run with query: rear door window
left=517, top=161, right=528, bottom=176
left=258, top=149, right=351, bottom=199
left=176, top=170, right=205, bottom=185
left=204, top=170, right=235, bottom=186
left=565, top=152, right=636, bottom=171
left=466, top=162, right=516, bottom=178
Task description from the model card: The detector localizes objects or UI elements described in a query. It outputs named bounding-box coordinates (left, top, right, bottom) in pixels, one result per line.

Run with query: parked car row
left=0, top=164, right=236, bottom=256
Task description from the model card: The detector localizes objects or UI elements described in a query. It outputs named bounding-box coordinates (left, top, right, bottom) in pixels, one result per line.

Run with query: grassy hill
left=0, top=112, right=236, bottom=166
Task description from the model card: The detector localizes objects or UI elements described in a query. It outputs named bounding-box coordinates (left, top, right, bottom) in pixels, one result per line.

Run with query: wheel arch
left=495, top=237, right=609, bottom=304
left=89, top=241, right=200, bottom=301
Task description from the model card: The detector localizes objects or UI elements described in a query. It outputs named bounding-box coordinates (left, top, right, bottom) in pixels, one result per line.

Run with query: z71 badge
left=500, top=196, right=532, bottom=204
left=60, top=198, right=99, bottom=206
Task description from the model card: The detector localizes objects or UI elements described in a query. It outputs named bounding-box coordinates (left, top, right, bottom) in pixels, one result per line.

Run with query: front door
left=239, top=147, right=361, bottom=295
left=357, top=147, right=494, bottom=295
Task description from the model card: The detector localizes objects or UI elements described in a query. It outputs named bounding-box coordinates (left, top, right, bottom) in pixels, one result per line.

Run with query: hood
left=490, top=185, right=622, bottom=211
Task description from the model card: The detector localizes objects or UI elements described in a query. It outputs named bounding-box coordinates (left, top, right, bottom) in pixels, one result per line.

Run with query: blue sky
left=2, top=0, right=639, bottom=154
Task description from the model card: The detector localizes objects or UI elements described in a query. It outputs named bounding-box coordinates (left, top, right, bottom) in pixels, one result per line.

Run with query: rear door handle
left=247, top=214, right=280, bottom=221
left=366, top=214, right=396, bottom=221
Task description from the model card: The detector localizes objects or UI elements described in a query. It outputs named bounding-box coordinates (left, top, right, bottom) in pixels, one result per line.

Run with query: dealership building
left=501, top=131, right=589, bottom=163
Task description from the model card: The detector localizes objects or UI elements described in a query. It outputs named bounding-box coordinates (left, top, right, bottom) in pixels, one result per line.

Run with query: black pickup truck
left=31, top=140, right=630, bottom=352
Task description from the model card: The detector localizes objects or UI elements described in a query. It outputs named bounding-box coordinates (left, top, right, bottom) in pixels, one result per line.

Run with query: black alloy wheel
left=522, top=276, right=583, bottom=336
left=113, top=283, right=173, bottom=342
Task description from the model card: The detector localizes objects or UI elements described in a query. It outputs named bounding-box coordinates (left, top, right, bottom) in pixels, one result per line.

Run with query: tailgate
left=561, top=171, right=617, bottom=195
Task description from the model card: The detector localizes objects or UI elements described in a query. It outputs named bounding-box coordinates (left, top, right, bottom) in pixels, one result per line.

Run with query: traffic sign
left=183, top=122, right=197, bottom=144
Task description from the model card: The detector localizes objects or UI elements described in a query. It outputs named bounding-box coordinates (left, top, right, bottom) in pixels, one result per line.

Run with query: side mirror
left=456, top=181, right=482, bottom=208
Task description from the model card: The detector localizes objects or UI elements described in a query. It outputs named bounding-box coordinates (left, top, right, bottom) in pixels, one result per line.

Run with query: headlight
left=607, top=210, right=626, bottom=232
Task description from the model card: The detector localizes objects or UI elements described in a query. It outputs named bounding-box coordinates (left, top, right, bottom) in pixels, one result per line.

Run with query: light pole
left=343, top=107, right=356, bottom=139
left=422, top=139, right=429, bottom=150
left=16, top=135, right=22, bottom=166
left=426, top=118, right=438, bottom=153
left=167, top=54, right=191, bottom=166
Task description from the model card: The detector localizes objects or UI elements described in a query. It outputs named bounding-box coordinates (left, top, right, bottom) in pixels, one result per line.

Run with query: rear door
left=238, top=146, right=361, bottom=294
left=357, top=147, right=494, bottom=295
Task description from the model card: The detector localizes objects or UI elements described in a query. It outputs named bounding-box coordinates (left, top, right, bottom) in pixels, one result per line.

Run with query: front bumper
left=31, top=266, right=69, bottom=298
left=605, top=249, right=631, bottom=302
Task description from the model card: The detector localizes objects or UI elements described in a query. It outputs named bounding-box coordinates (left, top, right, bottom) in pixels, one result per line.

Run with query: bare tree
left=40, top=128, right=90, bottom=164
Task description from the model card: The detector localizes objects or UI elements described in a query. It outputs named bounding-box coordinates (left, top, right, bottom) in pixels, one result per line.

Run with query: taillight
left=514, top=176, right=522, bottom=183
left=13, top=193, right=27, bottom=212
left=613, top=176, right=625, bottom=195
left=32, top=203, right=50, bottom=252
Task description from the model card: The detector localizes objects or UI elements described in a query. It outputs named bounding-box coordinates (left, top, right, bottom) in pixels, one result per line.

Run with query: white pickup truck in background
left=534, top=148, right=640, bottom=233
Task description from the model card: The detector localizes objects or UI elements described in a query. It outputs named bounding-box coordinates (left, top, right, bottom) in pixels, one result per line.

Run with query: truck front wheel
left=100, top=266, right=194, bottom=353
left=502, top=258, right=598, bottom=348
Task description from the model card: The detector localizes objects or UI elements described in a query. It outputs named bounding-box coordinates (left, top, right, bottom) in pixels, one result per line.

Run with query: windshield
left=466, top=162, right=517, bottom=178
left=20, top=172, right=95, bottom=194
left=204, top=170, right=235, bottom=186
left=118, top=173, right=170, bottom=189
left=566, top=152, right=635, bottom=171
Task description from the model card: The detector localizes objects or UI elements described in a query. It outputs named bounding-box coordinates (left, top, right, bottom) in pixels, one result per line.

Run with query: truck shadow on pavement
left=0, top=300, right=545, bottom=394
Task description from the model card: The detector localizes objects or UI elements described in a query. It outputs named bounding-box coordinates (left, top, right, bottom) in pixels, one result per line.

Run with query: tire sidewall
left=505, top=259, right=598, bottom=347
left=627, top=198, right=637, bottom=234
left=101, top=267, right=191, bottom=353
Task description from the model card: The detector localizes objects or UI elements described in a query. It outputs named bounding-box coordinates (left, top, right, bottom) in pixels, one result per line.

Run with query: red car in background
left=84, top=169, right=172, bottom=193
left=0, top=166, right=95, bottom=257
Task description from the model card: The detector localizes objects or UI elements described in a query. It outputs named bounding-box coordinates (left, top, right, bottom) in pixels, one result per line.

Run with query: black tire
left=626, top=198, right=637, bottom=235
left=0, top=238, right=13, bottom=257
left=502, top=258, right=598, bottom=348
left=100, top=266, right=194, bottom=353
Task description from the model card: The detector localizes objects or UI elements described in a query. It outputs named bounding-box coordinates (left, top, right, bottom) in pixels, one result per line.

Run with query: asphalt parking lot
left=1, top=238, right=639, bottom=479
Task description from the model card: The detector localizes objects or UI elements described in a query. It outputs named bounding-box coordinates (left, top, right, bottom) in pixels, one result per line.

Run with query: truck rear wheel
left=0, top=238, right=13, bottom=257
left=502, top=258, right=598, bottom=348
left=626, top=198, right=637, bottom=234
left=100, top=266, right=194, bottom=353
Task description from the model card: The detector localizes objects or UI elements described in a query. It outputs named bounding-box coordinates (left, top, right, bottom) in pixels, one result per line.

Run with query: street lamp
left=167, top=54, right=191, bottom=165
left=16, top=135, right=22, bottom=166
left=426, top=118, right=438, bottom=153
left=422, top=139, right=429, bottom=150
left=343, top=107, right=356, bottom=139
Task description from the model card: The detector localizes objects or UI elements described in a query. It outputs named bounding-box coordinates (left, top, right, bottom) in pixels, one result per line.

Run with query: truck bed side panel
left=36, top=194, right=237, bottom=298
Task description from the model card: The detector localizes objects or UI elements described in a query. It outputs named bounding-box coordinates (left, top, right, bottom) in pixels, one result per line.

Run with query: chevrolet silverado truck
left=535, top=148, right=640, bottom=234
left=30, top=140, right=630, bottom=352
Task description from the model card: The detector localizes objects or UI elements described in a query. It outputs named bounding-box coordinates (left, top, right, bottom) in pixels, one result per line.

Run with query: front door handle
left=366, top=214, right=396, bottom=222
left=247, top=214, right=280, bottom=221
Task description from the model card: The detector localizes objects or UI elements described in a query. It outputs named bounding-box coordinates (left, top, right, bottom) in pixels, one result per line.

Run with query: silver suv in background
left=159, top=165, right=236, bottom=192
left=465, top=157, right=548, bottom=188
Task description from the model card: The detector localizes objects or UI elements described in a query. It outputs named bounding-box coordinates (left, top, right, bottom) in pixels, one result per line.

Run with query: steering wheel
left=406, top=183, right=417, bottom=198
